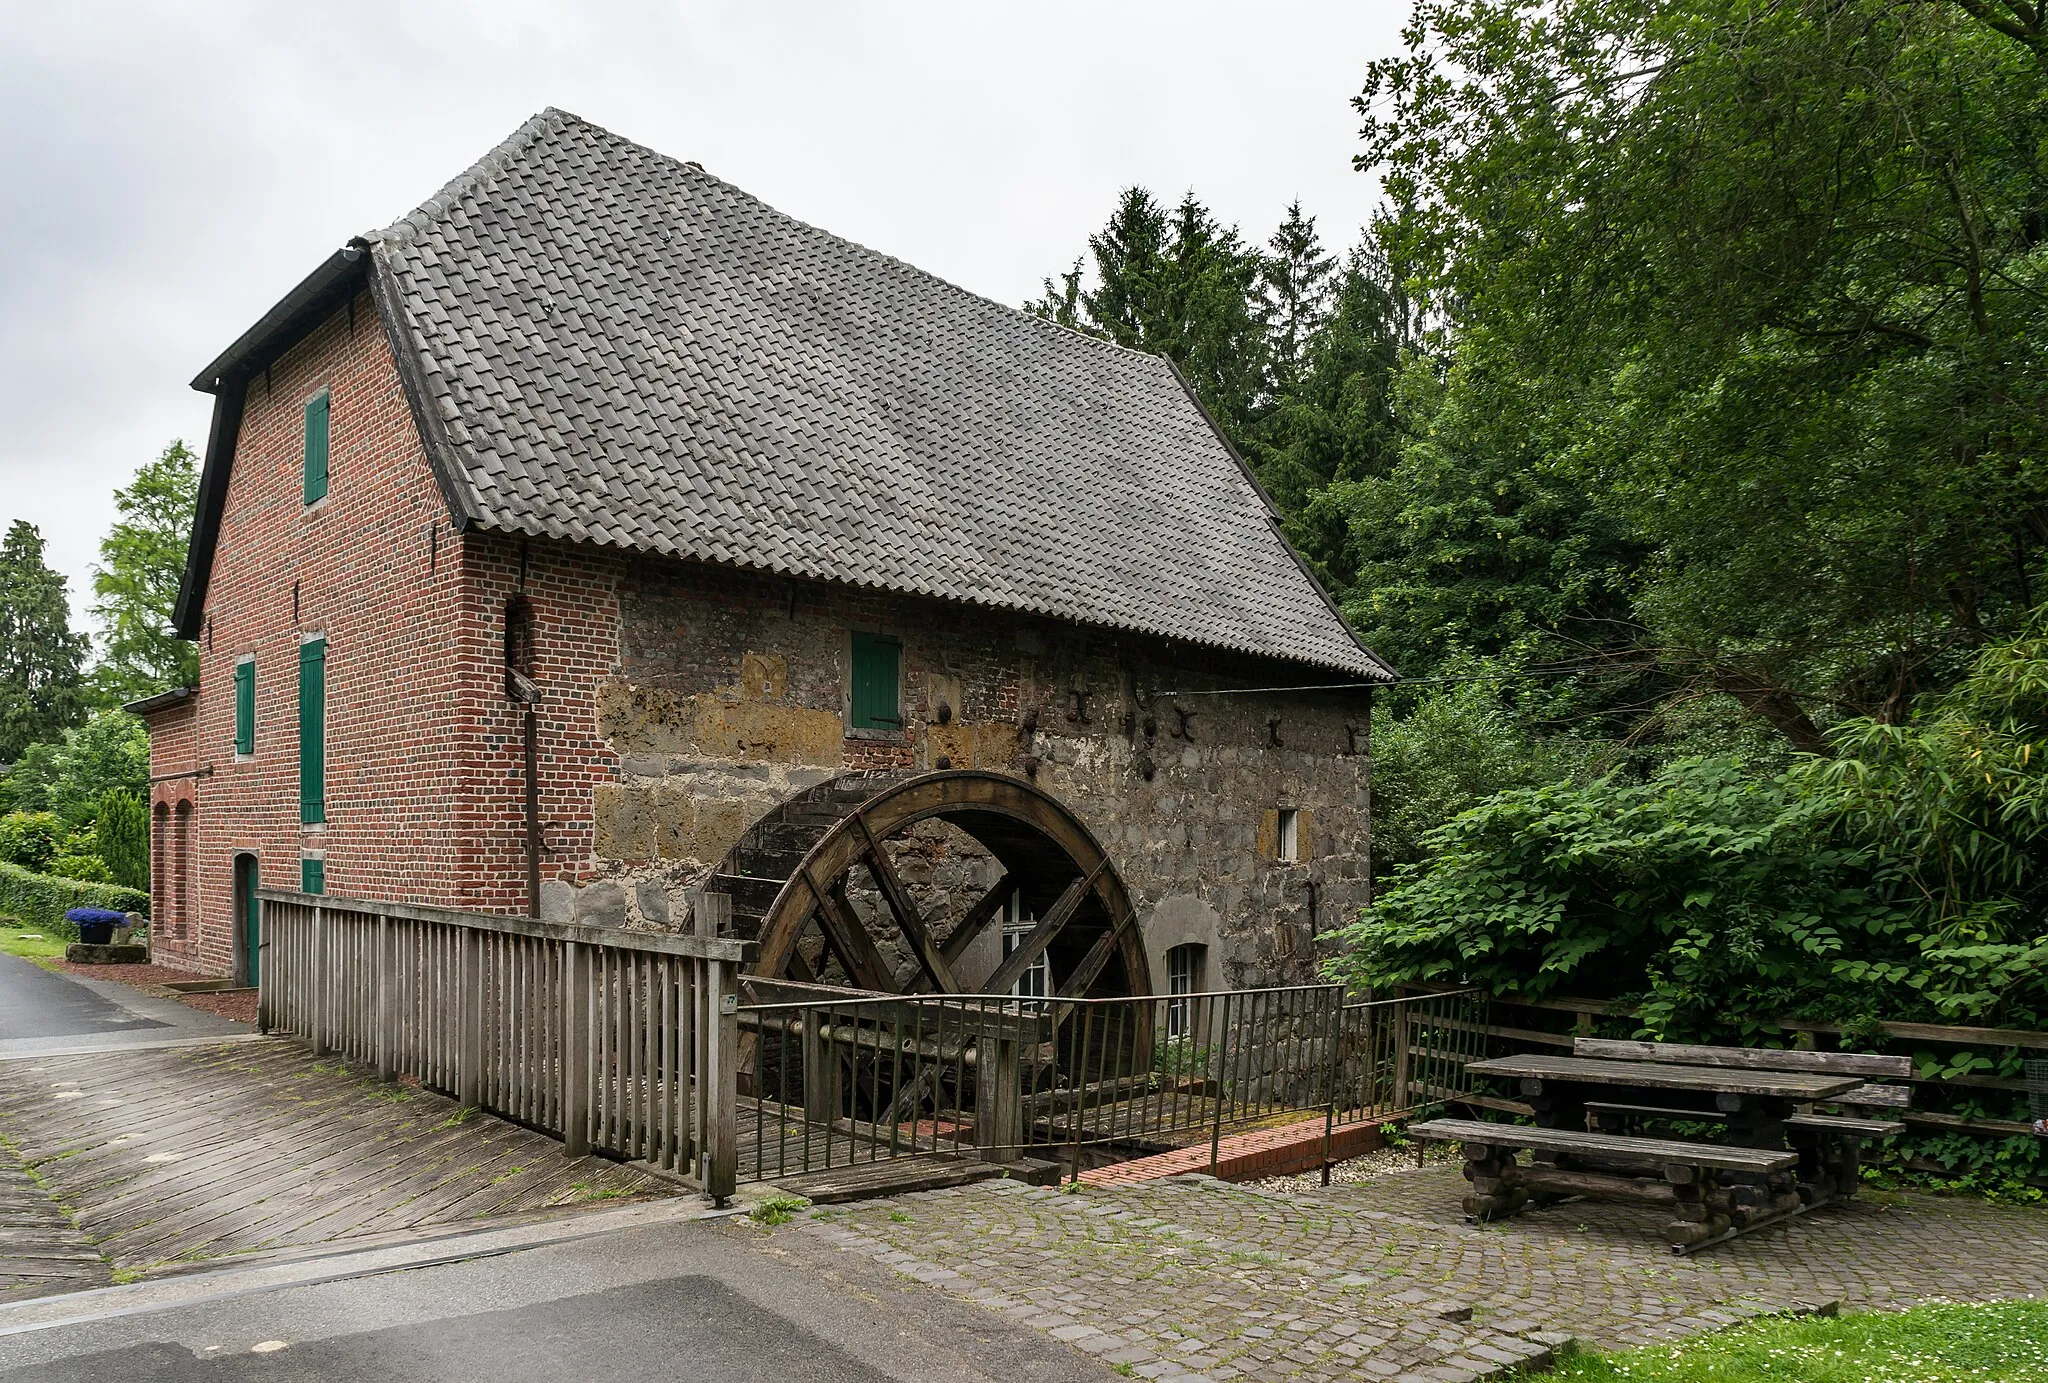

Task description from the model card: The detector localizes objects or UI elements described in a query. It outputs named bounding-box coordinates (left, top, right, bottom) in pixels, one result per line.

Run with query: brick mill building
left=138, top=109, right=1394, bottom=1003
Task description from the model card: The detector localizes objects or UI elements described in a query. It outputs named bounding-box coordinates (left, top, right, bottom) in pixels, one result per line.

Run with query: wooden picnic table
left=1464, top=1053, right=1863, bottom=1152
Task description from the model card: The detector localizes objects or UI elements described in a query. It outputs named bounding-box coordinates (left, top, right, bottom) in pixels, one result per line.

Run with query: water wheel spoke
left=804, top=866, right=897, bottom=992
left=904, top=872, right=1015, bottom=995
left=853, top=814, right=960, bottom=994
left=985, top=860, right=1104, bottom=996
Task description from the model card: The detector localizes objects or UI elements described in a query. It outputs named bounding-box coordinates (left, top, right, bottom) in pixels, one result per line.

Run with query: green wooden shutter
left=299, top=638, right=326, bottom=824
left=303, top=392, right=330, bottom=504
left=300, top=856, right=325, bottom=895
left=849, top=633, right=901, bottom=730
left=234, top=660, right=255, bottom=755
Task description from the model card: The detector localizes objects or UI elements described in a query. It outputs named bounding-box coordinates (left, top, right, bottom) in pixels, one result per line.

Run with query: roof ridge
left=374, top=107, right=575, bottom=245
left=393, top=107, right=1162, bottom=368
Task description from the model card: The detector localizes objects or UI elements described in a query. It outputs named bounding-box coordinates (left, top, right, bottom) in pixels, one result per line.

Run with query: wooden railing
left=256, top=890, right=749, bottom=1202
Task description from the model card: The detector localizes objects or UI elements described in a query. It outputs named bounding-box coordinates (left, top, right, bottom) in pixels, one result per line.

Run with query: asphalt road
left=0, top=951, right=246, bottom=1058
left=0, top=951, right=165, bottom=1041
left=0, top=1214, right=1101, bottom=1383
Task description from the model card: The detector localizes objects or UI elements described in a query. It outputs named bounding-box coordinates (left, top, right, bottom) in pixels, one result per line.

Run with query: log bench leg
left=1660, top=1163, right=1732, bottom=1248
left=1459, top=1143, right=1529, bottom=1221
left=1787, top=1126, right=1846, bottom=1206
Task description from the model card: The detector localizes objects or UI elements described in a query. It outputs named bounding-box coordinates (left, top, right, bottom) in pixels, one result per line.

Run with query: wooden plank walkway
left=0, top=1039, right=670, bottom=1292
left=0, top=1159, right=106, bottom=1303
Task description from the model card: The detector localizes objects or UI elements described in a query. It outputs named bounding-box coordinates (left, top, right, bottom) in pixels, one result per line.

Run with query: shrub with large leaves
left=1325, top=757, right=1916, bottom=1038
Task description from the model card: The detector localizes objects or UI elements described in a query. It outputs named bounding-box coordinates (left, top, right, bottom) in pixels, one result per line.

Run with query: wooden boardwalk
left=0, top=1039, right=668, bottom=1292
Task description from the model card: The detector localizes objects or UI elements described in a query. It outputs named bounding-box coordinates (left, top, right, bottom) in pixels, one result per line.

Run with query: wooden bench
left=1574, top=1038, right=1911, bottom=1201
left=1410, top=1118, right=1800, bottom=1251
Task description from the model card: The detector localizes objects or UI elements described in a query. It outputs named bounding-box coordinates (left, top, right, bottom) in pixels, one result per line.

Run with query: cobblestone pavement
left=790, top=1163, right=2048, bottom=1382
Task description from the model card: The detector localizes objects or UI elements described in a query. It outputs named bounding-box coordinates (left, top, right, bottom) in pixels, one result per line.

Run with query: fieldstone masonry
left=576, top=558, right=1374, bottom=989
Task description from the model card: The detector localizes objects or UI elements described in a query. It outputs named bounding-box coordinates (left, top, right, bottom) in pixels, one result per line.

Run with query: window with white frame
left=1276, top=808, right=1301, bottom=863
left=1000, top=888, right=1050, bottom=1001
left=1166, top=943, right=1204, bottom=1039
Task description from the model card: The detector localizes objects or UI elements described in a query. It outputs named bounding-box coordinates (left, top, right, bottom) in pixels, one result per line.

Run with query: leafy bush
left=0, top=812, right=63, bottom=873
left=1325, top=756, right=1912, bottom=1037
left=1367, top=671, right=1593, bottom=879
left=0, top=860, right=147, bottom=938
left=46, top=854, right=110, bottom=884
left=0, top=710, right=149, bottom=825
left=92, top=789, right=147, bottom=891
left=1328, top=622, right=2048, bottom=1034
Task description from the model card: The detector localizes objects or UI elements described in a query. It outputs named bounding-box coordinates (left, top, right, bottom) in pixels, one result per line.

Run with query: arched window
left=152, top=802, right=169, bottom=921
left=173, top=800, right=194, bottom=939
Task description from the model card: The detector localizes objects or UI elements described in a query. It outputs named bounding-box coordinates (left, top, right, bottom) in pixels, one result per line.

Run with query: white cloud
left=0, top=0, right=1404, bottom=634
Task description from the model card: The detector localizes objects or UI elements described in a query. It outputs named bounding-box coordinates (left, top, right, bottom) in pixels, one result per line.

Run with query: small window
left=504, top=596, right=538, bottom=701
left=299, top=636, right=326, bottom=825
left=234, top=657, right=255, bottom=756
left=849, top=632, right=901, bottom=731
left=1277, top=808, right=1301, bottom=863
left=303, top=390, right=330, bottom=505
left=301, top=854, right=325, bottom=895
left=1166, top=943, right=1204, bottom=1038
left=1000, top=889, right=1050, bottom=1002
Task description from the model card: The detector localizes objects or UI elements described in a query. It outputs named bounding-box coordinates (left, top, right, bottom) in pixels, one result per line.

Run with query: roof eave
left=124, top=685, right=197, bottom=718
left=189, top=245, right=370, bottom=393
left=1155, top=358, right=1398, bottom=684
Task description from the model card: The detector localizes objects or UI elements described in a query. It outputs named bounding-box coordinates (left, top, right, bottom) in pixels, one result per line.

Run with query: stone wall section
left=587, top=559, right=1373, bottom=989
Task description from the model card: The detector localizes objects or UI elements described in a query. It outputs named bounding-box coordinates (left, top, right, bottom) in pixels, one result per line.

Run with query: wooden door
left=235, top=855, right=260, bottom=988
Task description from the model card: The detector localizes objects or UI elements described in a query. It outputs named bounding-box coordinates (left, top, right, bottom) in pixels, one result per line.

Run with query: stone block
left=64, top=943, right=149, bottom=965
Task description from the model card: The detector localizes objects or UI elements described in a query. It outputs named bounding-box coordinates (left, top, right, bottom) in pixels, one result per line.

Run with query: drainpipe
left=524, top=703, right=541, bottom=918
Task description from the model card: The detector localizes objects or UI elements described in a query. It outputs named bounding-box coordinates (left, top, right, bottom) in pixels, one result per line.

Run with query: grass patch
left=748, top=1194, right=812, bottom=1226
left=571, top=1181, right=630, bottom=1203
left=0, top=928, right=67, bottom=966
left=1542, top=1300, right=2048, bottom=1382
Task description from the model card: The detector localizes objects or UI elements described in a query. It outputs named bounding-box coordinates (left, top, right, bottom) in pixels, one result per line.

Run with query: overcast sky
left=1, top=1, right=1405, bottom=635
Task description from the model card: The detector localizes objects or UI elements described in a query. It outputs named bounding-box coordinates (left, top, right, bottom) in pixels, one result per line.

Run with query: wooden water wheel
left=706, top=770, right=1149, bottom=999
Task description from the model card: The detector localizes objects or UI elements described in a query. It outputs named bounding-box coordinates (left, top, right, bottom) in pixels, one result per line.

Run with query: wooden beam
left=942, top=872, right=1015, bottom=969
left=853, top=814, right=960, bottom=994
left=901, top=872, right=1016, bottom=995
left=1575, top=1038, right=1913, bottom=1080
left=800, top=866, right=896, bottom=993
left=986, top=862, right=1103, bottom=996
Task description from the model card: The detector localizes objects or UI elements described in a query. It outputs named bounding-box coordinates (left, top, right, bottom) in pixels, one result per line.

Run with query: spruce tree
left=1261, top=201, right=1338, bottom=398
left=0, top=521, right=88, bottom=763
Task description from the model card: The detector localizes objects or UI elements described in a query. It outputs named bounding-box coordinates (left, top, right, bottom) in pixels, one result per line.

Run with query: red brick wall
left=454, top=532, right=625, bottom=913
left=160, top=290, right=472, bottom=975
left=142, top=699, right=197, bottom=941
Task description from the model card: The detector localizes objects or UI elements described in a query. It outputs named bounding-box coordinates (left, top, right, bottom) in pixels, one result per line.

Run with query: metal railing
left=258, top=890, right=748, bottom=1200
left=735, top=982, right=1486, bottom=1183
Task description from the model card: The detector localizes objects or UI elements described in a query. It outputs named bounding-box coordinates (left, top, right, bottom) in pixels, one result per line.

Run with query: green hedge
left=0, top=860, right=148, bottom=940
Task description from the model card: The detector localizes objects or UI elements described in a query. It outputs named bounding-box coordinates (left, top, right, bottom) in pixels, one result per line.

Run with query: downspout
left=524, top=704, right=541, bottom=918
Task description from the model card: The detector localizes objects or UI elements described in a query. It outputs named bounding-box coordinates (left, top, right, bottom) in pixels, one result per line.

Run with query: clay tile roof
left=366, top=109, right=1391, bottom=680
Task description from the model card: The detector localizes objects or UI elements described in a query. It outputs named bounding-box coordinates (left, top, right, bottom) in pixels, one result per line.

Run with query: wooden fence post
left=256, top=898, right=272, bottom=1036
left=974, top=1022, right=1025, bottom=1164
left=562, top=940, right=591, bottom=1157
left=705, top=956, right=739, bottom=1205
left=691, top=889, right=731, bottom=939
left=310, top=902, right=329, bottom=1056
left=376, top=914, right=396, bottom=1082
left=458, top=926, right=483, bottom=1108
left=1392, top=999, right=1413, bottom=1111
